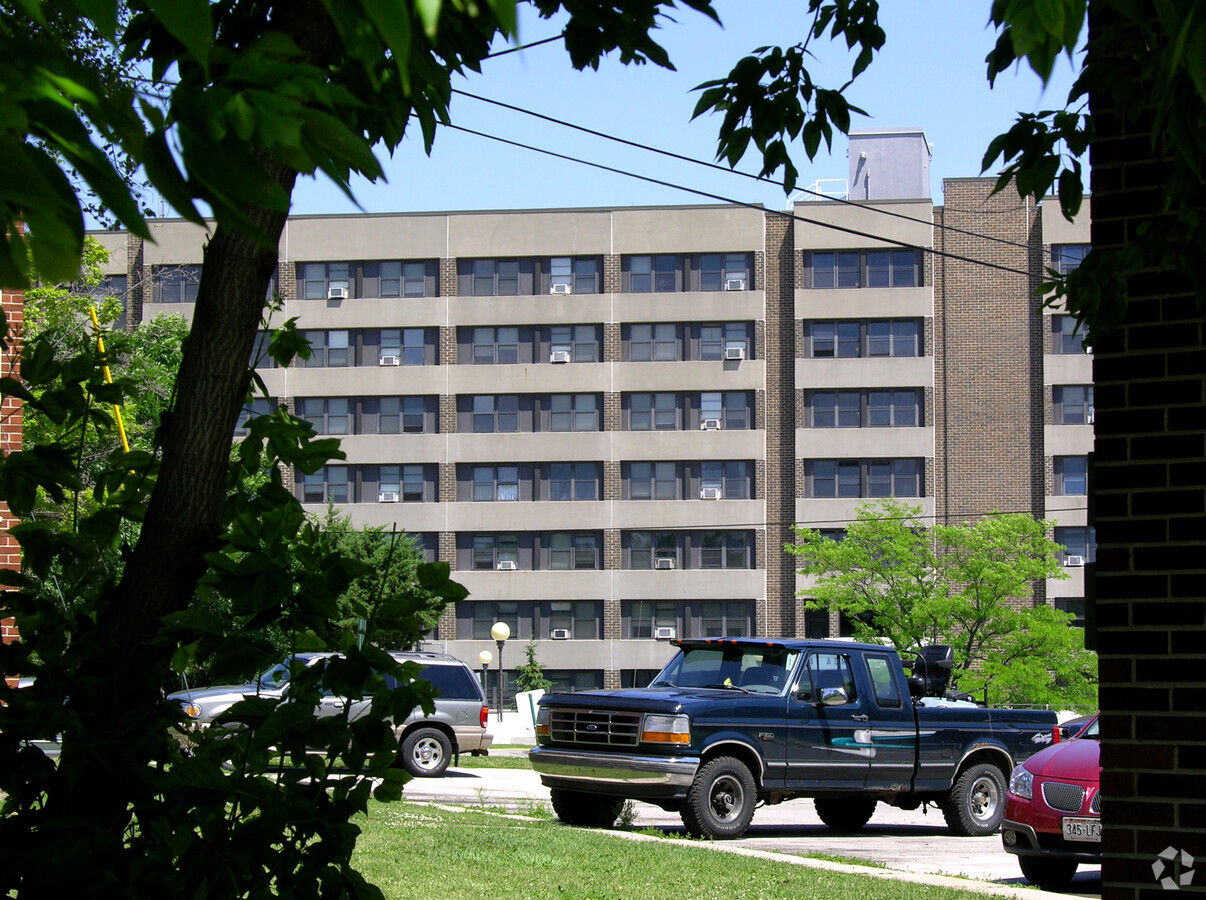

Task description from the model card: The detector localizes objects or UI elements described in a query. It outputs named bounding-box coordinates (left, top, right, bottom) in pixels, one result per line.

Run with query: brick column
left=1, top=281, right=22, bottom=654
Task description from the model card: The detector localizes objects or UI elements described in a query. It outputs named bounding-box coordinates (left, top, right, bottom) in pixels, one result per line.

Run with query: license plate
left=1062, top=816, right=1101, bottom=842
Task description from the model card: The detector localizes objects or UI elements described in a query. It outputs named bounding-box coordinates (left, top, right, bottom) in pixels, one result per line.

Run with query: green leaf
left=146, top=0, right=213, bottom=71
left=415, top=0, right=442, bottom=37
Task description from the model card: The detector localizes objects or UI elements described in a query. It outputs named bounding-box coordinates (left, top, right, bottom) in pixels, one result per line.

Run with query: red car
left=1001, top=715, right=1101, bottom=887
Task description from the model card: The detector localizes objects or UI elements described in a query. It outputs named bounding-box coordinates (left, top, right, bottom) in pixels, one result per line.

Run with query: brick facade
left=0, top=282, right=20, bottom=652
left=1089, top=8, right=1206, bottom=895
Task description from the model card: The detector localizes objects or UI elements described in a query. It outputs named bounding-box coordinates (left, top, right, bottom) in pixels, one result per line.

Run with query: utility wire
left=481, top=34, right=564, bottom=59
left=451, top=87, right=1046, bottom=255
left=445, top=123, right=1038, bottom=280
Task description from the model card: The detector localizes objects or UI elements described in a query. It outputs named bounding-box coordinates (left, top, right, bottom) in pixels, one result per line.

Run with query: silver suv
left=168, top=650, right=491, bottom=777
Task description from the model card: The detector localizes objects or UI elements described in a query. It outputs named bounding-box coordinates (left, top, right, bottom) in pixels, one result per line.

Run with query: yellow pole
left=89, top=307, right=130, bottom=455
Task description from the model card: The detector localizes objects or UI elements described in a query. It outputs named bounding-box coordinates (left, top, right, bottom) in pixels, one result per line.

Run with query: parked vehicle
left=529, top=638, right=1057, bottom=839
left=169, top=650, right=491, bottom=776
left=1001, top=714, right=1101, bottom=887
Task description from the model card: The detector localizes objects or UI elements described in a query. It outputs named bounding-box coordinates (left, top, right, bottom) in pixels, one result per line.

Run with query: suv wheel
left=401, top=727, right=452, bottom=777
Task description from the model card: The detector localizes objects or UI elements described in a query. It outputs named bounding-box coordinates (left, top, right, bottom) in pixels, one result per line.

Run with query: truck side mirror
left=820, top=686, right=848, bottom=706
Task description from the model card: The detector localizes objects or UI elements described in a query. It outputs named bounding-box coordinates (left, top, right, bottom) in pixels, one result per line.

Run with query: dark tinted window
left=415, top=663, right=481, bottom=700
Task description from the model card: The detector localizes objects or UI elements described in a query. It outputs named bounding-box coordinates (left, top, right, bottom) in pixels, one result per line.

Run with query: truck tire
left=942, top=762, right=1006, bottom=835
left=550, top=789, right=624, bottom=828
left=682, top=757, right=757, bottom=839
left=1019, top=856, right=1079, bottom=888
left=814, top=798, right=876, bottom=831
left=400, top=727, right=452, bottom=777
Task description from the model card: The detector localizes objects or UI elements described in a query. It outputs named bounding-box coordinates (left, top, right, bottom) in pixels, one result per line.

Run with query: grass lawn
left=353, top=803, right=996, bottom=900
left=455, top=753, right=532, bottom=769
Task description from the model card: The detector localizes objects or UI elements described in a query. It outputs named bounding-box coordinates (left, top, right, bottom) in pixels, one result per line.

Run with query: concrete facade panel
left=447, top=362, right=608, bottom=394
left=793, top=200, right=933, bottom=250
left=794, top=426, right=934, bottom=458
left=609, top=499, right=765, bottom=530
left=447, top=211, right=613, bottom=257
left=610, top=569, right=764, bottom=597
left=287, top=297, right=446, bottom=328
left=794, top=286, right=933, bottom=319
left=284, top=214, right=450, bottom=260
left=611, top=206, right=766, bottom=253
left=795, top=497, right=936, bottom=526
left=608, top=430, right=764, bottom=460
left=611, top=360, right=766, bottom=392
left=1044, top=353, right=1094, bottom=385
left=447, top=293, right=611, bottom=322
left=1040, top=197, right=1092, bottom=246
left=611, top=290, right=766, bottom=322
left=143, top=220, right=210, bottom=264
left=287, top=365, right=448, bottom=395
left=1045, top=424, right=1096, bottom=455
left=794, top=356, right=934, bottom=388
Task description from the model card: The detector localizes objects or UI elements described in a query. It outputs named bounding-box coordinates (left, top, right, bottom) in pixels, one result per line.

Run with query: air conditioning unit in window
left=701, top=418, right=722, bottom=431
left=1087, top=408, right=1095, bottom=424
left=724, top=278, right=746, bottom=291
left=654, top=557, right=675, bottom=570
left=1064, top=555, right=1086, bottom=567
left=550, top=283, right=572, bottom=295
left=550, top=350, right=572, bottom=364
left=724, top=346, right=746, bottom=361
left=327, top=286, right=348, bottom=300
left=700, top=487, right=722, bottom=500
left=379, top=354, right=400, bottom=366
left=378, top=491, right=399, bottom=503
left=550, top=628, right=571, bottom=640
left=496, top=560, right=518, bottom=571
left=654, top=626, right=677, bottom=640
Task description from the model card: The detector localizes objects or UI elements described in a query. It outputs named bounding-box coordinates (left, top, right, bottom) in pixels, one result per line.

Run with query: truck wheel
left=942, top=762, right=1006, bottom=835
left=814, top=798, right=876, bottom=831
left=550, top=789, right=624, bottom=828
left=1019, top=856, right=1079, bottom=888
left=682, top=757, right=756, bottom=839
left=400, top=728, right=452, bottom=777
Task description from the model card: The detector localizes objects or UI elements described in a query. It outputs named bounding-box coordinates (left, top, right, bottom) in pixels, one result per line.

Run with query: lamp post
left=477, top=649, right=492, bottom=712
left=490, top=621, right=510, bottom=722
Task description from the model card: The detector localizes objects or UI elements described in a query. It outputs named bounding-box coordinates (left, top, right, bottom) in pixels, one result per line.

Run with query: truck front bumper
left=529, top=746, right=699, bottom=799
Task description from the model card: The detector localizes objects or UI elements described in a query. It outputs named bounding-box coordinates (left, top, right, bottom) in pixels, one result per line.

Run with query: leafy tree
left=513, top=639, right=554, bottom=693
left=0, top=2, right=721, bottom=896
left=789, top=500, right=1096, bottom=710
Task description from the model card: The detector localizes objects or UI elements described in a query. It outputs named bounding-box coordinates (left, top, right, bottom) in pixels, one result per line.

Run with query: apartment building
left=91, top=129, right=1091, bottom=702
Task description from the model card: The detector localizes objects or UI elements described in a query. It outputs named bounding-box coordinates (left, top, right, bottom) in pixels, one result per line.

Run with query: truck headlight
left=641, top=713, right=690, bottom=745
left=1009, top=765, right=1033, bottom=800
left=535, top=707, right=550, bottom=737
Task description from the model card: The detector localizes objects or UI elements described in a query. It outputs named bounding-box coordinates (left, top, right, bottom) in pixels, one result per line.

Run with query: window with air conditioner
left=550, top=628, right=571, bottom=640
left=700, top=487, right=722, bottom=500
left=378, top=491, right=399, bottom=503
left=701, top=418, right=721, bottom=430
left=654, top=626, right=677, bottom=640
left=724, top=346, right=746, bottom=360
left=724, top=278, right=746, bottom=291
left=550, top=350, right=571, bottom=363
left=379, top=354, right=400, bottom=366
left=550, top=283, right=572, bottom=295
left=496, top=559, right=518, bottom=571
left=1064, top=555, right=1086, bottom=567
left=654, top=557, right=675, bottom=570
left=327, top=285, right=348, bottom=300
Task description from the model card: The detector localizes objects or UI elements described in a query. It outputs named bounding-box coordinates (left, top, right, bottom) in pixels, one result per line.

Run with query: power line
left=451, top=87, right=1045, bottom=255
left=445, top=123, right=1038, bottom=280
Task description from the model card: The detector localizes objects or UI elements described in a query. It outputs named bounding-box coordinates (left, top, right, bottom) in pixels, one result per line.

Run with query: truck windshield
left=258, top=662, right=293, bottom=691
left=654, top=645, right=799, bottom=694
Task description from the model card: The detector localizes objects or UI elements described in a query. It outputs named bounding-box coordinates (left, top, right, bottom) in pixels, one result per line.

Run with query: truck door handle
left=852, top=714, right=869, bottom=722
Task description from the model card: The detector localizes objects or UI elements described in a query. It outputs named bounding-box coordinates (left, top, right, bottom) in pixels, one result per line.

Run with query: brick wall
left=1, top=281, right=22, bottom=649
left=1089, top=7, right=1206, bottom=895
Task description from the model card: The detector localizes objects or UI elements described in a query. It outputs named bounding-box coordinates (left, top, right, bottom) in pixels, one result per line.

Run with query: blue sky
left=286, top=1, right=1082, bottom=217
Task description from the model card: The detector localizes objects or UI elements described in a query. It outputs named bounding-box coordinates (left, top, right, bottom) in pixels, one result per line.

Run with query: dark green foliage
left=514, top=639, right=553, bottom=692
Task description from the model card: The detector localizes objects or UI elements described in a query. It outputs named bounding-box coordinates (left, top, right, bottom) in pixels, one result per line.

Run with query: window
left=700, top=323, right=750, bottom=360
left=628, top=461, right=678, bottom=500
left=249, top=331, right=275, bottom=369
left=1055, top=526, right=1096, bottom=564
left=549, top=394, right=598, bottom=432
left=700, top=252, right=750, bottom=291
left=1055, top=456, right=1089, bottom=495
left=472, top=395, right=519, bottom=433
left=396, top=397, right=429, bottom=434
left=806, top=249, right=922, bottom=289
left=622, top=600, right=680, bottom=638
left=1055, top=597, right=1086, bottom=628
left=808, top=389, right=921, bottom=427
left=628, top=392, right=679, bottom=430
left=546, top=601, right=601, bottom=639
left=235, top=396, right=274, bottom=436
left=379, top=261, right=428, bottom=297
left=300, top=262, right=350, bottom=300
left=399, top=328, right=426, bottom=366
left=628, top=254, right=678, bottom=292
left=1052, top=315, right=1088, bottom=354
left=700, top=531, right=750, bottom=569
left=806, top=319, right=921, bottom=358
left=298, top=466, right=349, bottom=503
left=297, top=397, right=350, bottom=435
left=548, top=256, right=599, bottom=294
left=865, top=655, right=902, bottom=708
left=473, top=327, right=519, bottom=364
left=627, top=531, right=678, bottom=569
left=376, top=464, right=427, bottom=502
left=473, top=466, right=520, bottom=501
left=700, top=461, right=751, bottom=499
left=298, top=330, right=351, bottom=367
left=153, top=264, right=201, bottom=303
left=627, top=323, right=679, bottom=361
left=807, top=459, right=923, bottom=498
left=1052, top=243, right=1090, bottom=275
left=1054, top=385, right=1094, bottom=425
left=472, top=534, right=519, bottom=570
left=697, top=601, right=752, bottom=638
left=550, top=325, right=598, bottom=362
left=802, top=652, right=858, bottom=703
left=549, top=533, right=598, bottom=570
left=700, top=391, right=750, bottom=429
left=462, top=601, right=534, bottom=640
left=818, top=529, right=846, bottom=542
left=472, top=258, right=520, bottom=296
left=547, top=463, right=598, bottom=501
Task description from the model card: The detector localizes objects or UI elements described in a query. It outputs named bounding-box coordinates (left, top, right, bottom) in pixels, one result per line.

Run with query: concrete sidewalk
left=483, top=709, right=537, bottom=748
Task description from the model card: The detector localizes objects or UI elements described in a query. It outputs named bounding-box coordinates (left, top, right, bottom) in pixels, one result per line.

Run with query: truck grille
left=1042, top=781, right=1086, bottom=812
left=548, top=708, right=642, bottom=746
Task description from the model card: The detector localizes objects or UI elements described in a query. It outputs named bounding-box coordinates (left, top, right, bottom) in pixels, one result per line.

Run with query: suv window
left=415, top=663, right=480, bottom=700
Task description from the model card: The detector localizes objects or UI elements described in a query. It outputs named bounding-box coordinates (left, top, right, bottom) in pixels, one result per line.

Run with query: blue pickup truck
left=529, top=638, right=1057, bottom=839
